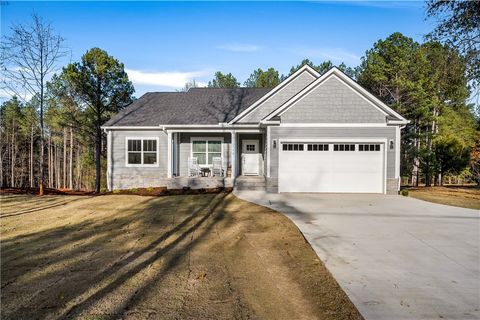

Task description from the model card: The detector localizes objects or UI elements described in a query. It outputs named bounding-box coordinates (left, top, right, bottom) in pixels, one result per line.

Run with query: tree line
left=1, top=1, right=479, bottom=193
left=1, top=16, right=133, bottom=193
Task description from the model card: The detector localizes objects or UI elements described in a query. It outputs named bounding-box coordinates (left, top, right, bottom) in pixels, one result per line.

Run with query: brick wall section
left=266, top=177, right=278, bottom=193
left=386, top=178, right=400, bottom=194
left=167, top=177, right=233, bottom=189
left=281, top=76, right=386, bottom=123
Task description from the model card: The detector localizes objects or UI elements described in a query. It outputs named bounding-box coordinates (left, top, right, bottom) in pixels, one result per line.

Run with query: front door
left=242, top=140, right=260, bottom=175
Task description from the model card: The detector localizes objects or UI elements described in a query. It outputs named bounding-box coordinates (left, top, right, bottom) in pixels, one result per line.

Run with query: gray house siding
left=239, top=72, right=316, bottom=123
left=111, top=130, right=168, bottom=189
left=178, top=133, right=231, bottom=177
left=281, top=76, right=386, bottom=123
left=267, top=126, right=398, bottom=193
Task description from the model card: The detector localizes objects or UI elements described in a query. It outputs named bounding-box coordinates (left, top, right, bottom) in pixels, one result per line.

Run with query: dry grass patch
left=407, top=186, right=480, bottom=210
left=0, top=193, right=362, bottom=320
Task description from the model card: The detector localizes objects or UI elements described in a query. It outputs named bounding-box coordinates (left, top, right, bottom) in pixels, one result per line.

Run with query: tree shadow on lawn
left=0, top=192, right=230, bottom=319
left=1, top=196, right=93, bottom=218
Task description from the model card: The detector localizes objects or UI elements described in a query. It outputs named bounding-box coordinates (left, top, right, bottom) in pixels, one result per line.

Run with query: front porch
left=166, top=129, right=266, bottom=190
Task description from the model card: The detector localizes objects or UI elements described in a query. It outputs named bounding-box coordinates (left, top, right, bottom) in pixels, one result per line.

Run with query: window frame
left=282, top=143, right=304, bottom=151
left=190, top=137, right=224, bottom=167
left=307, top=144, right=329, bottom=151
left=333, top=144, right=356, bottom=152
left=125, top=137, right=160, bottom=167
left=359, top=144, right=381, bottom=152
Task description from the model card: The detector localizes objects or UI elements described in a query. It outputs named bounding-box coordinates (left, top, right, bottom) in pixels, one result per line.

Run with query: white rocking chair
left=211, top=157, right=224, bottom=177
left=188, top=157, right=199, bottom=177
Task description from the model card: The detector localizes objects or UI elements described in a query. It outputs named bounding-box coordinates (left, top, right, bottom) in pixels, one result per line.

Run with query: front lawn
left=407, top=186, right=480, bottom=210
left=0, top=193, right=362, bottom=320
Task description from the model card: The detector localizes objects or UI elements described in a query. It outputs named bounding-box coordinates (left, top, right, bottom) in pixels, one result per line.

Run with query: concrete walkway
left=235, top=191, right=480, bottom=320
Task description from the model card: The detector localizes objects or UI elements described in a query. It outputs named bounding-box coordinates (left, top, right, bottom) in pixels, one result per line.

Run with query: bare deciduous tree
left=1, top=14, right=67, bottom=194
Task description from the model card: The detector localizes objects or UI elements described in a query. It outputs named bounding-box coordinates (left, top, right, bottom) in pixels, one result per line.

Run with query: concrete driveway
left=235, top=191, right=480, bottom=320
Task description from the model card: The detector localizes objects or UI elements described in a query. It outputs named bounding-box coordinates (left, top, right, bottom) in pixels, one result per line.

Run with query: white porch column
left=266, top=126, right=270, bottom=178
left=106, top=129, right=113, bottom=191
left=167, top=131, right=172, bottom=178
left=231, top=131, right=237, bottom=179
left=172, top=132, right=178, bottom=176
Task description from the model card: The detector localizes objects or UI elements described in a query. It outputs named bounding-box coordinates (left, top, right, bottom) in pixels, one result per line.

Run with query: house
left=102, top=66, right=408, bottom=194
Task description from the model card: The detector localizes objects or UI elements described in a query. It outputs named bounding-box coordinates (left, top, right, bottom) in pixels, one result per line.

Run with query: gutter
left=101, top=123, right=263, bottom=130
left=387, top=120, right=410, bottom=126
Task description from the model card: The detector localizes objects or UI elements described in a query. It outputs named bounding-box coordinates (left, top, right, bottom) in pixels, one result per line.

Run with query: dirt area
left=0, top=193, right=362, bottom=320
left=407, top=186, right=480, bottom=210
left=0, top=186, right=232, bottom=197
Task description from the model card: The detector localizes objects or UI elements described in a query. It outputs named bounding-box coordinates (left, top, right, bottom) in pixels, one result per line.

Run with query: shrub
left=129, top=188, right=139, bottom=193
left=146, top=186, right=154, bottom=193
left=112, top=189, right=121, bottom=194
left=400, top=189, right=409, bottom=197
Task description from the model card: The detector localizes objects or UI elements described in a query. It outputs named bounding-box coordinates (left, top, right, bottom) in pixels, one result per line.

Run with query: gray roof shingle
left=103, top=87, right=271, bottom=126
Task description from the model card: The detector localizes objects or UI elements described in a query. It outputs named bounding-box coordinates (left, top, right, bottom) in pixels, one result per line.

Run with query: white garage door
left=278, top=142, right=384, bottom=193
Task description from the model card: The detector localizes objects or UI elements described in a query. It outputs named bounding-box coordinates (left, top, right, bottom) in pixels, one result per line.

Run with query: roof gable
left=264, top=67, right=408, bottom=124
left=280, top=76, right=387, bottom=123
left=229, top=65, right=319, bottom=124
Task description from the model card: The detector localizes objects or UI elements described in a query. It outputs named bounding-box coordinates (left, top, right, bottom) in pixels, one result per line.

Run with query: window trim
left=282, top=143, right=304, bottom=151
left=307, top=144, right=329, bottom=151
left=125, top=137, right=160, bottom=167
left=190, top=137, right=224, bottom=167
left=359, top=144, right=381, bottom=152
left=333, top=144, right=356, bottom=152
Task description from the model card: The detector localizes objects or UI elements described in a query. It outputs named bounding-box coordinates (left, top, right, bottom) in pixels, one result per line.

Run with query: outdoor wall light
left=273, top=139, right=277, bottom=149
left=389, top=140, right=394, bottom=150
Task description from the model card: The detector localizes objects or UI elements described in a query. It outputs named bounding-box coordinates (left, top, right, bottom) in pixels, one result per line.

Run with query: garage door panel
left=279, top=151, right=331, bottom=192
left=279, top=142, right=384, bottom=193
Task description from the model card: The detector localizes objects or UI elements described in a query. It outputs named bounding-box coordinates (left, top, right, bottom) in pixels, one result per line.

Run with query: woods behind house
left=1, top=2, right=479, bottom=192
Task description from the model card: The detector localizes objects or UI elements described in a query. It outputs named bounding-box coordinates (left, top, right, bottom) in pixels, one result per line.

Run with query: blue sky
left=1, top=1, right=433, bottom=97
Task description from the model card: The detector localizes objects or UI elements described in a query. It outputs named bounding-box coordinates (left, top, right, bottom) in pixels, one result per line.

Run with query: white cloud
left=0, top=87, right=33, bottom=102
left=126, top=69, right=210, bottom=88
left=339, top=1, right=423, bottom=10
left=217, top=43, right=261, bottom=53
left=290, top=47, right=361, bottom=65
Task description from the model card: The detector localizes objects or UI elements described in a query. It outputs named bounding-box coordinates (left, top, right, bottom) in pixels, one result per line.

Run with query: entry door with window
left=242, top=140, right=260, bottom=175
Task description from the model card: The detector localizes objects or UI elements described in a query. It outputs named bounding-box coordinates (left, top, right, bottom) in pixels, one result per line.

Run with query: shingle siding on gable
left=281, top=76, right=386, bottom=123
left=239, top=72, right=316, bottom=123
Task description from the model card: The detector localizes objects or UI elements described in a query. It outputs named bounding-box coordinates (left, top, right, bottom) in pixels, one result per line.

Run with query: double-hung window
left=126, top=138, right=158, bottom=166
left=192, top=138, right=222, bottom=166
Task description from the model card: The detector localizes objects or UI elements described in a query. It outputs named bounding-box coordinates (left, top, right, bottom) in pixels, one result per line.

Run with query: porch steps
left=234, top=176, right=266, bottom=191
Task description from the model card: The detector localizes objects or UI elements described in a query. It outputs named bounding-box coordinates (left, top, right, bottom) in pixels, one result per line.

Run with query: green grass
left=407, top=186, right=480, bottom=210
